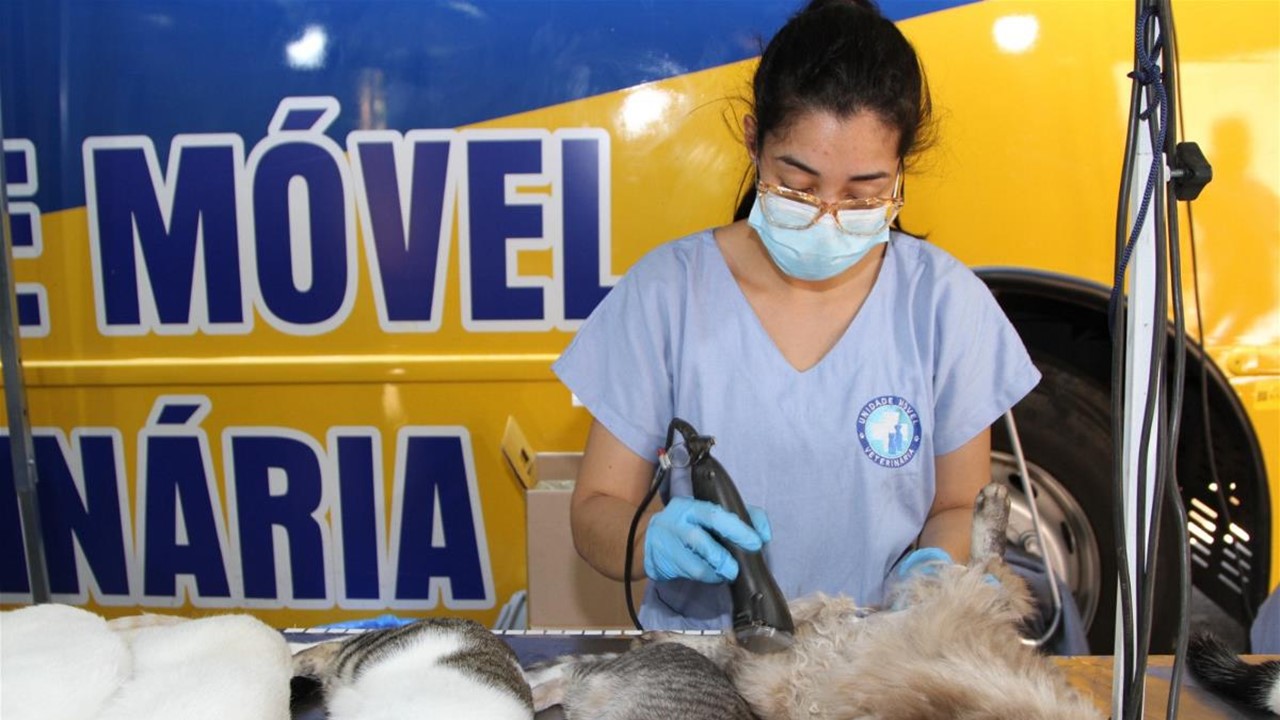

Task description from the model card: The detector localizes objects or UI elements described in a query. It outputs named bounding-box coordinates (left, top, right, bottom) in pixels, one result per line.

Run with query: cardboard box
left=503, top=418, right=645, bottom=629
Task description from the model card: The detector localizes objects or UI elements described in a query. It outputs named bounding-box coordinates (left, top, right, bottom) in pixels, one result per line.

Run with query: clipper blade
left=734, top=624, right=795, bottom=654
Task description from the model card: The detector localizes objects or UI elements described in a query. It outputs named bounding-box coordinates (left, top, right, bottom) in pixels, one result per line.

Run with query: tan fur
left=291, top=638, right=344, bottom=681
left=645, top=483, right=1104, bottom=720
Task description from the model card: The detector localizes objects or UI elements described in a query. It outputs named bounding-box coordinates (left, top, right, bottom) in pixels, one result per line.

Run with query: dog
left=533, top=483, right=1104, bottom=720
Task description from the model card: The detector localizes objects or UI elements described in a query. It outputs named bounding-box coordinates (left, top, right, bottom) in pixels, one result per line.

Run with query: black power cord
left=1111, top=3, right=1162, bottom=706
left=623, top=419, right=692, bottom=630
left=1185, top=210, right=1256, bottom=629
left=1112, top=2, right=1199, bottom=717
left=623, top=457, right=667, bottom=631
left=1110, top=19, right=1142, bottom=702
left=1152, top=3, right=1192, bottom=715
left=1170, top=7, right=1256, bottom=630
left=1127, top=7, right=1172, bottom=717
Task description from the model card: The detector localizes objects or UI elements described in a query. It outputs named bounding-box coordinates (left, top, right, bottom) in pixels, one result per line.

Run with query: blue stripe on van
left=0, top=0, right=977, bottom=211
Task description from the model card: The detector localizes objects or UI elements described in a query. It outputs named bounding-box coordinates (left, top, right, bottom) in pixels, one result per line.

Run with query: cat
left=1187, top=632, right=1280, bottom=715
left=292, top=616, right=533, bottom=720
left=523, top=639, right=757, bottom=719
left=530, top=483, right=1104, bottom=720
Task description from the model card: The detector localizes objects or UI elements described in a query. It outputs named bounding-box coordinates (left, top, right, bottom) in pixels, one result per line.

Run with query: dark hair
left=734, top=0, right=934, bottom=220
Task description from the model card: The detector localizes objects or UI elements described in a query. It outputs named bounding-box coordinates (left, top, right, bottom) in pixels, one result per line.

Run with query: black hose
left=1128, top=43, right=1171, bottom=712
left=624, top=419, right=706, bottom=630
left=624, top=421, right=685, bottom=630
left=1113, top=3, right=1200, bottom=717
left=1115, top=3, right=1190, bottom=715
left=1155, top=2, right=1192, bottom=715
left=1161, top=161, right=1191, bottom=720
left=1110, top=0, right=1146, bottom=693
left=1169, top=2, right=1255, bottom=629
left=624, top=461, right=667, bottom=631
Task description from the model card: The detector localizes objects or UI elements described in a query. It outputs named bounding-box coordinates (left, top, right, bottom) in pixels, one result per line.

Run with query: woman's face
left=750, top=110, right=901, bottom=205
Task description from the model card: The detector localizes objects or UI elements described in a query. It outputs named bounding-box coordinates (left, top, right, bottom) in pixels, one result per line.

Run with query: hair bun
left=803, top=0, right=882, bottom=16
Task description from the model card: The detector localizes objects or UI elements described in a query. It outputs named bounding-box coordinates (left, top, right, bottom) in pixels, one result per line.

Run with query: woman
left=552, top=0, right=1041, bottom=630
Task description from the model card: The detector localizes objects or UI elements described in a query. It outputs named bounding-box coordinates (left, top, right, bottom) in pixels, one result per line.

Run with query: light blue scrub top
left=552, top=230, right=1041, bottom=630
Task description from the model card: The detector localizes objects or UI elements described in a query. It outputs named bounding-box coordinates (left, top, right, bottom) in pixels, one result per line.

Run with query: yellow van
left=0, top=0, right=1274, bottom=653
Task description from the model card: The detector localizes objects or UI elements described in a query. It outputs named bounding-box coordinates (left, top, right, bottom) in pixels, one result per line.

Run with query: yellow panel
left=4, top=0, right=1277, bottom=619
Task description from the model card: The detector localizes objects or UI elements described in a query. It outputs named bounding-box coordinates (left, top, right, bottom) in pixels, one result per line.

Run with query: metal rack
left=0, top=89, right=50, bottom=603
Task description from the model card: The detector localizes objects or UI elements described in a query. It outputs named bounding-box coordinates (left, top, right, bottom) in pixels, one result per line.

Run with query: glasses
left=756, top=166, right=904, bottom=236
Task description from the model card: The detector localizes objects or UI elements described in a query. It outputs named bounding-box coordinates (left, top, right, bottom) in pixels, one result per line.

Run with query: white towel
left=0, top=604, right=132, bottom=720
left=97, top=613, right=292, bottom=720
left=0, top=605, right=292, bottom=720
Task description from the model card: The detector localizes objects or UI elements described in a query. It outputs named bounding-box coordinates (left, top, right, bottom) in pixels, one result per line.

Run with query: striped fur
left=292, top=617, right=532, bottom=720
left=524, top=641, right=757, bottom=719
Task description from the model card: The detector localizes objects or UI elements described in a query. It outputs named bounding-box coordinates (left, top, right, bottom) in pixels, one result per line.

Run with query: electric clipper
left=677, top=420, right=795, bottom=654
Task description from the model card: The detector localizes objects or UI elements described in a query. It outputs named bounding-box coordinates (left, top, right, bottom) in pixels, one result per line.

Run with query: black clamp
left=1171, top=141, right=1212, bottom=201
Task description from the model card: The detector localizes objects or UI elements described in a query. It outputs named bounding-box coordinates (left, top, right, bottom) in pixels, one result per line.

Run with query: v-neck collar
left=706, top=233, right=893, bottom=376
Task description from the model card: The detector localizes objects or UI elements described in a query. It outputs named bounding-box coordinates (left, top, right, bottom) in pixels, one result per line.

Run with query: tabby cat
left=523, top=640, right=757, bottom=719
left=292, top=617, right=533, bottom=720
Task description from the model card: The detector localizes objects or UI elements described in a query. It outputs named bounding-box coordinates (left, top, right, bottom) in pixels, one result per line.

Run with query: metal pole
left=1112, top=2, right=1169, bottom=715
left=1112, top=111, right=1162, bottom=719
left=0, top=89, right=51, bottom=603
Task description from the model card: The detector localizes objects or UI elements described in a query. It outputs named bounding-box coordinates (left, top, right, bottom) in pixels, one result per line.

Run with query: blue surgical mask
left=747, top=196, right=891, bottom=281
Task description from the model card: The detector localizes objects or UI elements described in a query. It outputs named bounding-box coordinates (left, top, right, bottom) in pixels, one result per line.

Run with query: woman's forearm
left=570, top=490, right=660, bottom=581
left=917, top=504, right=976, bottom=564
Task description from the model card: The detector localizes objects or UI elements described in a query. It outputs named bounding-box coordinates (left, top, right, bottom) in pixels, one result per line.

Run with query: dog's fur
left=634, top=483, right=1105, bottom=720
left=1187, top=632, right=1280, bottom=715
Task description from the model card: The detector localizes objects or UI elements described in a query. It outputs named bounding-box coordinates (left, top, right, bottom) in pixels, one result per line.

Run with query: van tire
left=994, top=360, right=1182, bottom=654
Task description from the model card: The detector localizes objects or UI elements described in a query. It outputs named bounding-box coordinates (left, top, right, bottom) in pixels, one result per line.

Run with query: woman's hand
left=644, top=497, right=771, bottom=583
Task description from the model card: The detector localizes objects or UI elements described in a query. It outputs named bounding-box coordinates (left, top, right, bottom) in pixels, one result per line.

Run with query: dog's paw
left=971, top=482, right=1011, bottom=564
left=974, top=481, right=1010, bottom=518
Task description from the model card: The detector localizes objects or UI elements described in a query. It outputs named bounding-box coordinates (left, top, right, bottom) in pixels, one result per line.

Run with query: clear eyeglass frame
left=756, top=165, right=905, bottom=236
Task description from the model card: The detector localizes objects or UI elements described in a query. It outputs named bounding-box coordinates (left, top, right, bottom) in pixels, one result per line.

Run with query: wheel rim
left=990, top=451, right=1102, bottom=632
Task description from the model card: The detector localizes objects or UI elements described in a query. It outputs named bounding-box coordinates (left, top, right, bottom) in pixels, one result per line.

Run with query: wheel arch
left=977, top=267, right=1272, bottom=618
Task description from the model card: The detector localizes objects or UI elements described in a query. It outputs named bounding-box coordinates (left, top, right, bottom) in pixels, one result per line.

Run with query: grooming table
left=285, top=628, right=1277, bottom=719
left=1056, top=655, right=1279, bottom=719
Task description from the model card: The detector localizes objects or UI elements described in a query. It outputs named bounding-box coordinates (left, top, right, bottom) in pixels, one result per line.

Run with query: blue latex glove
left=894, top=547, right=955, bottom=581
left=886, top=547, right=956, bottom=611
left=317, top=614, right=415, bottom=630
left=888, top=547, right=1002, bottom=609
left=644, top=497, right=771, bottom=583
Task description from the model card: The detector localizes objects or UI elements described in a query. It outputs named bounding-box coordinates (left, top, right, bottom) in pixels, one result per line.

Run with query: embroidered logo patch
left=857, top=396, right=922, bottom=468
